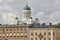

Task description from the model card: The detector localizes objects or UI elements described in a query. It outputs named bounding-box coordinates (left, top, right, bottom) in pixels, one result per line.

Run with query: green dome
left=23, top=4, right=31, bottom=10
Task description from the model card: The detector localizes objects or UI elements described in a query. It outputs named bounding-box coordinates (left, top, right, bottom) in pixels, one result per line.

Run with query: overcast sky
left=0, top=0, right=60, bottom=24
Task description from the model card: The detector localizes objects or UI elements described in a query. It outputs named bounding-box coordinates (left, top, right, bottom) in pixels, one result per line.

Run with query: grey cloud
left=0, top=0, right=60, bottom=24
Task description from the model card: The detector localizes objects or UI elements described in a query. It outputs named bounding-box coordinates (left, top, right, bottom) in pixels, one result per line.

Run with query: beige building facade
left=0, top=25, right=29, bottom=40
left=29, top=28, right=60, bottom=40
left=0, top=25, right=60, bottom=40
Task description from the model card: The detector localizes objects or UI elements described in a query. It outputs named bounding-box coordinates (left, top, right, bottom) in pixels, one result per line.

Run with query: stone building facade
left=0, top=25, right=60, bottom=40
left=0, top=25, right=30, bottom=40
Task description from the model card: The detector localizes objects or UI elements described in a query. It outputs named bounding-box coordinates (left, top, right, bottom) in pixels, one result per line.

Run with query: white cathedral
left=22, top=4, right=33, bottom=24
left=7, top=4, right=40, bottom=25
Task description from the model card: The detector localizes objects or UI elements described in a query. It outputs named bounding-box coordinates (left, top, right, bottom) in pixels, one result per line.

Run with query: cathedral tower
left=22, top=4, right=32, bottom=24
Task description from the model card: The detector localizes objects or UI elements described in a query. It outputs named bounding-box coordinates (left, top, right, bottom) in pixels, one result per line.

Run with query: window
left=40, top=33, right=41, bottom=35
left=38, top=33, right=42, bottom=38
left=44, top=32, right=46, bottom=36
left=49, top=38, right=51, bottom=40
left=21, top=32, right=23, bottom=37
left=35, top=37, right=37, bottom=40
left=53, top=38, right=55, bottom=40
left=0, top=34, right=1, bottom=37
left=35, top=32, right=37, bottom=35
left=24, top=32, right=27, bottom=37
left=6, top=29, right=8, bottom=31
left=9, top=33, right=12, bottom=38
left=44, top=38, right=46, bottom=40
left=17, top=33, right=20, bottom=37
left=17, top=29, right=19, bottom=31
left=49, top=32, right=51, bottom=36
left=31, top=38, right=33, bottom=40
left=40, top=38, right=42, bottom=40
left=6, top=34, right=8, bottom=37
left=31, top=33, right=33, bottom=36
left=21, top=28, right=23, bottom=31
left=13, top=32, right=16, bottom=37
left=5, top=39, right=7, bottom=40
left=10, top=29, right=12, bottom=31
left=2, top=34, right=5, bottom=37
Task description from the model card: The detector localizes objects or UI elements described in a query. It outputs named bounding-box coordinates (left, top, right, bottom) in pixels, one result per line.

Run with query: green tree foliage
left=53, top=23, right=60, bottom=28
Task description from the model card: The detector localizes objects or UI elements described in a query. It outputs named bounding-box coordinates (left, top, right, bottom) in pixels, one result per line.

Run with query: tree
left=53, top=23, right=60, bottom=28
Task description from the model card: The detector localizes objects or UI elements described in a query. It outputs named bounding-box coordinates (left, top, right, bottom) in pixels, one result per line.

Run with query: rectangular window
left=35, top=37, right=37, bottom=40
left=40, top=33, right=41, bottom=35
left=38, top=32, right=42, bottom=39
left=0, top=34, right=1, bottom=37
left=35, top=32, right=37, bottom=35
left=53, top=38, right=55, bottom=40
left=44, top=32, right=46, bottom=36
left=6, top=33, right=8, bottom=37
left=49, top=32, right=51, bottom=36
left=49, top=38, right=51, bottom=40
left=10, top=29, right=12, bottom=31
left=13, top=32, right=16, bottom=37
left=24, top=32, right=27, bottom=37
left=21, top=32, right=23, bottom=37
left=31, top=38, right=33, bottom=40
left=40, top=38, right=42, bottom=40
left=31, top=33, right=33, bottom=36
left=6, top=29, right=8, bottom=31
left=44, top=38, right=46, bottom=40
left=17, top=32, right=20, bottom=37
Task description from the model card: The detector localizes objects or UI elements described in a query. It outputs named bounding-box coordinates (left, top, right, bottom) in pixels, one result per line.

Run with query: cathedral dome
left=23, top=4, right=31, bottom=10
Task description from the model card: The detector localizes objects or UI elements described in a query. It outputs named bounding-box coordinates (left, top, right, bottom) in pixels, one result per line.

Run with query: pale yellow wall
left=29, top=28, right=60, bottom=40
left=54, top=28, right=60, bottom=40
left=0, top=27, right=29, bottom=40
left=0, top=27, right=60, bottom=40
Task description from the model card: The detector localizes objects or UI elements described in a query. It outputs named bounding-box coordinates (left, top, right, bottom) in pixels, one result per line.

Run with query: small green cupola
left=23, top=4, right=31, bottom=10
